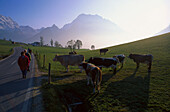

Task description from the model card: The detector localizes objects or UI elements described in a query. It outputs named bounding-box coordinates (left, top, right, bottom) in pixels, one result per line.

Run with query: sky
left=0, top=0, right=169, bottom=43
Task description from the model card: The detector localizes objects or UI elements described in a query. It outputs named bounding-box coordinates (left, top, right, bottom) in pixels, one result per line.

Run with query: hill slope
left=156, top=25, right=170, bottom=36
left=29, top=32, right=170, bottom=112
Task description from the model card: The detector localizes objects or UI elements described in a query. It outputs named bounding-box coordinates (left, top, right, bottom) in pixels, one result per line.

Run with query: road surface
left=0, top=47, right=35, bottom=112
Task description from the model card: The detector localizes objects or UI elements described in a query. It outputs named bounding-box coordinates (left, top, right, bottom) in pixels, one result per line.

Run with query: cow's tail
left=97, top=68, right=102, bottom=92
left=98, top=69, right=102, bottom=84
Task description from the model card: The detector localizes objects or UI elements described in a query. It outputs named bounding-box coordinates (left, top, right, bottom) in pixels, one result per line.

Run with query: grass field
left=28, top=33, right=170, bottom=112
left=0, top=39, right=18, bottom=60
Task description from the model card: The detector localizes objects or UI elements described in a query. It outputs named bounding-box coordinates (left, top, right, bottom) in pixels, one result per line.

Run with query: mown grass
left=29, top=33, right=170, bottom=112
left=0, top=39, right=19, bottom=60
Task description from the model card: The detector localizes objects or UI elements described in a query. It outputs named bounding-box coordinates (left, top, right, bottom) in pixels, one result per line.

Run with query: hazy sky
left=0, top=0, right=169, bottom=38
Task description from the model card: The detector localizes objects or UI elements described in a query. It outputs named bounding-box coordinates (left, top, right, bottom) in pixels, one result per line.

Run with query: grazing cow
left=100, top=49, right=108, bottom=55
left=113, top=54, right=125, bottom=68
left=79, top=62, right=102, bottom=93
left=88, top=57, right=119, bottom=74
left=53, top=54, right=85, bottom=72
left=128, top=54, right=153, bottom=72
left=69, top=51, right=77, bottom=55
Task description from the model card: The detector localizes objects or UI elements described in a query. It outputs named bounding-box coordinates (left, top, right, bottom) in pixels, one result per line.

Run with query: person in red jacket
left=18, top=51, right=30, bottom=78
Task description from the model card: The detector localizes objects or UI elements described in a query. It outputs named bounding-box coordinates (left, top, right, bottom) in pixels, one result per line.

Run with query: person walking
left=23, top=49, right=31, bottom=71
left=18, top=51, right=30, bottom=78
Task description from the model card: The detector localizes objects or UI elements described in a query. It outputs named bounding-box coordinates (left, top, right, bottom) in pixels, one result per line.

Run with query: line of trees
left=40, top=37, right=95, bottom=50
left=67, top=39, right=82, bottom=51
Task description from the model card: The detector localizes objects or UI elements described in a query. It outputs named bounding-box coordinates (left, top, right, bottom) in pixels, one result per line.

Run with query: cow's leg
left=87, top=75, right=90, bottom=85
left=78, top=65, right=83, bottom=73
left=91, top=73, right=96, bottom=93
left=148, top=62, right=152, bottom=72
left=113, top=65, right=117, bottom=74
left=97, top=77, right=101, bottom=93
left=80, top=69, right=83, bottom=73
left=92, top=81, right=96, bottom=93
left=66, top=65, right=69, bottom=72
left=121, top=62, right=124, bottom=68
left=136, top=62, right=140, bottom=68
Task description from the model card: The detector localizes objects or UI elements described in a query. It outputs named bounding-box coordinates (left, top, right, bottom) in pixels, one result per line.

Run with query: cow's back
left=65, top=55, right=84, bottom=65
left=89, top=57, right=117, bottom=67
left=133, top=54, right=153, bottom=63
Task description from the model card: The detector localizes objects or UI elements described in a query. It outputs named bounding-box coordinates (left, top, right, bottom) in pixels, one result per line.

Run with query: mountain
left=34, top=14, right=127, bottom=48
left=0, top=14, right=128, bottom=48
left=156, top=25, right=170, bottom=36
left=59, top=14, right=127, bottom=48
left=0, top=14, right=41, bottom=42
left=27, top=24, right=60, bottom=44
left=20, top=26, right=37, bottom=39
left=0, top=15, right=19, bottom=29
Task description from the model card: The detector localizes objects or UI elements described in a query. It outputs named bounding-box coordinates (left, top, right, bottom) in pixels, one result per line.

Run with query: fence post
left=48, top=63, right=51, bottom=84
left=43, top=54, right=45, bottom=68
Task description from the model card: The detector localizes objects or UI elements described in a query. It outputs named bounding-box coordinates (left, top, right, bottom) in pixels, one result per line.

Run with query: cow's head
left=88, top=57, right=93, bottom=63
left=128, top=54, right=133, bottom=59
left=53, top=54, right=58, bottom=61
left=79, top=62, right=88, bottom=70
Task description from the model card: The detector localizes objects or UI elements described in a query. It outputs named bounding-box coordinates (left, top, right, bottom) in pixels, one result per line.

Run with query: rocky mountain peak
left=0, top=15, right=19, bottom=29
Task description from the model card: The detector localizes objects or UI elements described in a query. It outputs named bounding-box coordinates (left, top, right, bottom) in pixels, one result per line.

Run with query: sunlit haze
left=0, top=0, right=169, bottom=48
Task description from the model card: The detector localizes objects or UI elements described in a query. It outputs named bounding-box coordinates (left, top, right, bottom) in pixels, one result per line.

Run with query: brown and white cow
left=128, top=54, right=153, bottom=72
left=53, top=54, right=85, bottom=72
left=79, top=62, right=102, bottom=93
left=113, top=54, right=125, bottom=68
left=88, top=57, right=119, bottom=74
left=100, top=49, right=108, bottom=55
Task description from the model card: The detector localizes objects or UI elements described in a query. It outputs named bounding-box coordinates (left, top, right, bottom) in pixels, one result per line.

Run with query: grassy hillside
left=30, top=33, right=170, bottom=112
left=0, top=39, right=18, bottom=60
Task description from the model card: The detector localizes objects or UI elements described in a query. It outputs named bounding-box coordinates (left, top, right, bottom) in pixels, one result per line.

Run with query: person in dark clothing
left=18, top=52, right=30, bottom=78
left=24, top=49, right=31, bottom=71
left=28, top=48, right=32, bottom=54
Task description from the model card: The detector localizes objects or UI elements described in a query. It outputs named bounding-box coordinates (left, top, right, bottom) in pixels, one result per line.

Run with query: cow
left=113, top=54, right=125, bottom=68
left=79, top=62, right=102, bottom=93
left=128, top=54, right=153, bottom=72
left=69, top=51, right=77, bottom=55
left=88, top=57, right=119, bottom=74
left=100, top=49, right=108, bottom=55
left=53, top=54, right=85, bottom=72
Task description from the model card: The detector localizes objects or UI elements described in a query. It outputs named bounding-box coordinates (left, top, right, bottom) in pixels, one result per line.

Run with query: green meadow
left=29, top=33, right=170, bottom=112
left=0, top=39, right=18, bottom=60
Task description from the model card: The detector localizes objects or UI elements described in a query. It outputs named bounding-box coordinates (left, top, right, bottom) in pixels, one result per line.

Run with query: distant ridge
left=155, top=25, right=170, bottom=36
left=27, top=13, right=126, bottom=48
left=0, top=14, right=169, bottom=48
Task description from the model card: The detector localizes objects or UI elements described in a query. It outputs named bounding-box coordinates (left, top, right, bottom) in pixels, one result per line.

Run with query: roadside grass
left=0, top=39, right=18, bottom=60
left=30, top=33, right=169, bottom=111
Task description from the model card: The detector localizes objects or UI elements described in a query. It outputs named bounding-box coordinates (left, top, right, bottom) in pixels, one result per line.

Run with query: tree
left=67, top=40, right=75, bottom=52
left=91, top=45, right=95, bottom=50
left=55, top=41, right=62, bottom=48
left=50, top=38, right=53, bottom=47
left=55, top=41, right=59, bottom=47
left=75, top=40, right=82, bottom=49
left=40, top=36, right=44, bottom=46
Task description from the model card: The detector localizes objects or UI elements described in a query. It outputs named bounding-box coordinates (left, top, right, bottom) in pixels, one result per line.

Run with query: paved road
left=0, top=47, right=35, bottom=112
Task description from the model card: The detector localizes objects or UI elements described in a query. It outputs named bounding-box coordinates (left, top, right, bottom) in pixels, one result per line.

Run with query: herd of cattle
left=53, top=51, right=153, bottom=93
